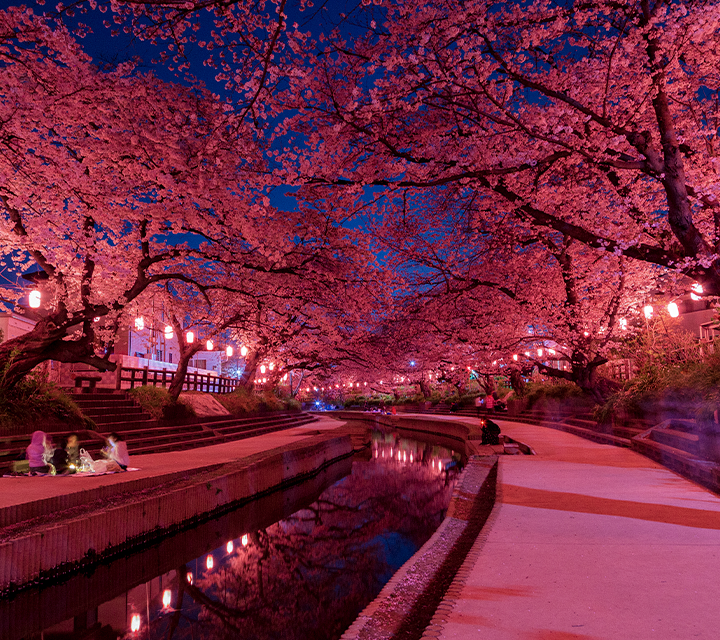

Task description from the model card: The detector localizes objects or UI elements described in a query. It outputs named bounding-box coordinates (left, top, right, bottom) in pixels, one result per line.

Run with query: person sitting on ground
left=50, top=437, right=72, bottom=474
left=26, top=430, right=51, bottom=474
left=66, top=433, right=80, bottom=469
left=102, top=432, right=130, bottom=470
left=481, top=419, right=502, bottom=445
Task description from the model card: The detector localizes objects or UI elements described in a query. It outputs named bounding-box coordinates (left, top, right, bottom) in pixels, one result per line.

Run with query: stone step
left=216, top=415, right=317, bottom=437
left=650, top=427, right=703, bottom=458
left=563, top=417, right=598, bottom=429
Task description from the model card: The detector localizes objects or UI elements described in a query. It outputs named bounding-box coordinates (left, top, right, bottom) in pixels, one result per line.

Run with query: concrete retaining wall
left=0, top=434, right=353, bottom=594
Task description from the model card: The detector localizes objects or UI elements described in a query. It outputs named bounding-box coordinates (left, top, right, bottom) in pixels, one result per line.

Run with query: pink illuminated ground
left=430, top=421, right=720, bottom=640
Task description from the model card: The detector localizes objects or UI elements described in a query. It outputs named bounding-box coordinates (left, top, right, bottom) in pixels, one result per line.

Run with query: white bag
left=79, top=448, right=95, bottom=473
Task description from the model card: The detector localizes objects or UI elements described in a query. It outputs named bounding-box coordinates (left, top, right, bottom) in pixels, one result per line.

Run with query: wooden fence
left=115, top=365, right=240, bottom=394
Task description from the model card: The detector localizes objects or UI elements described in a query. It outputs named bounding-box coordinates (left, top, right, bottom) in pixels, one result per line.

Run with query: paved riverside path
left=427, top=419, right=720, bottom=640
left=0, top=416, right=345, bottom=525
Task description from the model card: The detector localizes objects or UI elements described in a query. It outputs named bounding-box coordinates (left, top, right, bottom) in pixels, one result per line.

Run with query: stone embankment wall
left=0, top=434, right=352, bottom=594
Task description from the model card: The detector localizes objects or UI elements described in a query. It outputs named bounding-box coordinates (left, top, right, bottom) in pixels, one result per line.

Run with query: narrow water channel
left=5, top=429, right=464, bottom=640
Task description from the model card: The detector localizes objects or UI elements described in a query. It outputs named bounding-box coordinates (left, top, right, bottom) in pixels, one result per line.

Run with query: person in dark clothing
left=51, top=437, right=71, bottom=474
left=481, top=419, right=502, bottom=445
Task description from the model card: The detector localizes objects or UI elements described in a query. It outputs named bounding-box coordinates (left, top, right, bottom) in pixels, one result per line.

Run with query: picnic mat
left=3, top=468, right=140, bottom=478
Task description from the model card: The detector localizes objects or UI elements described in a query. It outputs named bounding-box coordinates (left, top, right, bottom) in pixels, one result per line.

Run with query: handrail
left=114, top=364, right=240, bottom=394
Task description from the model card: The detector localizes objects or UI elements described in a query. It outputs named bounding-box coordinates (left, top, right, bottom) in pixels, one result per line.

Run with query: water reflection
left=14, top=430, right=459, bottom=640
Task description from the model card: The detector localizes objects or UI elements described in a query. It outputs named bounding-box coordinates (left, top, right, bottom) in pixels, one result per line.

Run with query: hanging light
left=513, top=354, right=518, bottom=361
left=130, top=614, right=141, bottom=633
left=691, top=283, right=703, bottom=301
left=162, top=589, right=172, bottom=609
left=619, top=318, right=628, bottom=330
left=186, top=331, right=195, bottom=344
left=226, top=541, right=234, bottom=553
left=667, top=302, right=680, bottom=318
left=269, top=362, right=274, bottom=370
left=537, top=348, right=543, bottom=357
left=240, top=345, right=248, bottom=357
left=241, top=534, right=249, bottom=546
left=206, top=340, right=213, bottom=350
left=206, top=555, right=214, bottom=570
left=226, top=346, right=233, bottom=357
left=260, top=365, right=266, bottom=374
left=28, top=289, right=41, bottom=309
left=283, top=373, right=288, bottom=381
left=164, top=325, right=173, bottom=339
left=134, top=316, right=144, bottom=330
left=186, top=572, right=193, bottom=585
left=524, top=351, right=530, bottom=356
left=643, top=305, right=654, bottom=319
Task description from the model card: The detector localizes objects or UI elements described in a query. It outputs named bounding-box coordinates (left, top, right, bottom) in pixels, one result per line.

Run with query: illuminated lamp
left=164, top=325, right=173, bottom=339
left=524, top=351, right=530, bottom=356
left=364, top=382, right=367, bottom=386
left=240, top=345, right=248, bottom=357
left=134, top=316, right=144, bottom=330
left=206, top=340, right=213, bottom=350
left=226, top=346, right=233, bottom=357
left=29, top=290, right=41, bottom=308
left=131, top=614, right=141, bottom=633
left=583, top=331, right=590, bottom=337
left=242, top=534, right=249, bottom=546
left=668, top=302, right=680, bottom=318
left=691, top=283, right=703, bottom=300
left=537, top=348, right=543, bottom=357
left=260, top=365, right=266, bottom=374
left=619, top=318, right=628, bottom=330
left=643, top=305, right=654, bottom=319
left=162, top=589, right=172, bottom=609
left=186, top=331, right=195, bottom=344
left=186, top=572, right=193, bottom=585
left=206, top=555, right=214, bottom=570
left=513, top=354, right=518, bottom=361
left=283, top=373, right=288, bottom=381
left=226, top=541, right=234, bottom=553
left=269, top=362, right=274, bottom=370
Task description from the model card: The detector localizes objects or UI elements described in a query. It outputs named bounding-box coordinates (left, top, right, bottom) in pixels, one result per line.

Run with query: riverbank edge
left=0, top=433, right=353, bottom=595
left=330, top=411, right=499, bottom=640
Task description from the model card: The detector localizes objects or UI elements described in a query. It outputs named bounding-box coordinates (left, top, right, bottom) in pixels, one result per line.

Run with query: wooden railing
left=115, top=365, right=240, bottom=394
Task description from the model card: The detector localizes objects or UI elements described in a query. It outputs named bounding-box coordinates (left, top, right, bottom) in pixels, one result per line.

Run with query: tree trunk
left=419, top=379, right=431, bottom=398
left=0, top=317, right=114, bottom=391
left=508, top=368, right=526, bottom=397
left=238, top=350, right=260, bottom=389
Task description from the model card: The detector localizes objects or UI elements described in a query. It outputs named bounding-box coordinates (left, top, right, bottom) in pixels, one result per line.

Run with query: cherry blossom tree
left=276, top=0, right=720, bottom=296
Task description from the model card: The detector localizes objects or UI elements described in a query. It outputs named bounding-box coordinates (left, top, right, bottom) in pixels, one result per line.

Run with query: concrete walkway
left=0, top=417, right=344, bottom=527
left=427, top=420, right=720, bottom=640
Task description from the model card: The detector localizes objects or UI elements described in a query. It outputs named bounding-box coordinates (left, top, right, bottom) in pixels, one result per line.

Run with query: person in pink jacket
left=26, top=430, right=51, bottom=474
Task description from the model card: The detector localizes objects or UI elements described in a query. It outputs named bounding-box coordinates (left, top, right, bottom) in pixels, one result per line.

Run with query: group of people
left=25, top=430, right=130, bottom=475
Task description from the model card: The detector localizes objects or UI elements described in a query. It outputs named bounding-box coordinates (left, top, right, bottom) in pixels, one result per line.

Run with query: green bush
left=0, top=371, right=94, bottom=433
left=258, top=392, right=284, bottom=412
left=284, top=398, right=302, bottom=411
left=214, top=386, right=260, bottom=415
left=129, top=385, right=196, bottom=421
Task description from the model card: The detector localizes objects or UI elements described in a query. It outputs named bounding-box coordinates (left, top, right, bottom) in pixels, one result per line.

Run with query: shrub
left=0, top=370, right=94, bottom=433
left=129, top=385, right=196, bottom=421
left=258, top=392, right=284, bottom=412
left=284, top=398, right=302, bottom=412
left=214, top=386, right=260, bottom=416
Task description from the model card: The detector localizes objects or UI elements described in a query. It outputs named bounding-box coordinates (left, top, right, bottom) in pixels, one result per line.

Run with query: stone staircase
left=1, top=387, right=321, bottom=472
left=68, top=391, right=156, bottom=432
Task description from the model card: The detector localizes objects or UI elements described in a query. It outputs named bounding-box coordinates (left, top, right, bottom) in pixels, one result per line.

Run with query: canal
left=5, top=428, right=465, bottom=640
